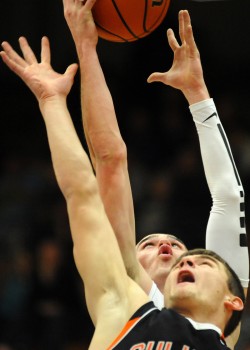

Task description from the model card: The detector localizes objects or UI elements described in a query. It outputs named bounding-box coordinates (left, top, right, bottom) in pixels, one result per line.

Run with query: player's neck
left=174, top=305, right=225, bottom=334
left=154, top=275, right=166, bottom=293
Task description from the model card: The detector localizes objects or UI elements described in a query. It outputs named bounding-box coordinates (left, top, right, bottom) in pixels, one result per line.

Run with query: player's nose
left=158, top=238, right=171, bottom=247
left=179, top=257, right=195, bottom=268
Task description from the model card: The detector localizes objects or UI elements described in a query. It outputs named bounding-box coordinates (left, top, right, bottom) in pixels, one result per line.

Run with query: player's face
left=164, top=254, right=230, bottom=313
left=136, top=234, right=187, bottom=283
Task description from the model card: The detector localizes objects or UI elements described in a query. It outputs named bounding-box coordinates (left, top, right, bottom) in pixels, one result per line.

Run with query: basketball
left=92, top=0, right=171, bottom=42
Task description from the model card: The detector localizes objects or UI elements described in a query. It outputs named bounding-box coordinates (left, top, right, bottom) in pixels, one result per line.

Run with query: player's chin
left=158, top=253, right=173, bottom=262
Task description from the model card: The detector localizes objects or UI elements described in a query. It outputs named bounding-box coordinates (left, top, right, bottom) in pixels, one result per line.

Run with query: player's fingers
left=178, top=10, right=185, bottom=44
left=63, top=0, right=80, bottom=10
left=83, top=0, right=96, bottom=11
left=167, top=28, right=180, bottom=52
left=41, top=37, right=51, bottom=64
left=74, top=0, right=84, bottom=9
left=62, top=0, right=70, bottom=12
left=1, top=41, right=27, bottom=68
left=147, top=72, right=166, bottom=84
left=65, top=63, right=78, bottom=79
left=19, top=37, right=38, bottom=64
left=183, top=19, right=199, bottom=58
left=62, top=0, right=68, bottom=5
left=0, top=50, right=26, bottom=77
left=182, top=11, right=199, bottom=57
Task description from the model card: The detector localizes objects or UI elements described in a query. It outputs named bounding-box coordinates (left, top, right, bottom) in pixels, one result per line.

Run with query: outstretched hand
left=0, top=36, right=78, bottom=103
left=63, top=0, right=98, bottom=50
left=147, top=10, right=209, bottom=104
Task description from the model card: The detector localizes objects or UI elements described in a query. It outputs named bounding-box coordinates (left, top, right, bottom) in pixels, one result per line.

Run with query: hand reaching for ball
left=63, top=0, right=98, bottom=50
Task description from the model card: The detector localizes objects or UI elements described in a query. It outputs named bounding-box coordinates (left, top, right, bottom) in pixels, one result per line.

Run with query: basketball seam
left=94, top=0, right=171, bottom=42
left=145, top=0, right=170, bottom=32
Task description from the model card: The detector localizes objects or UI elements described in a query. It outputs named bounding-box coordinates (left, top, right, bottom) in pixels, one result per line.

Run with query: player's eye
left=172, top=242, right=181, bottom=249
left=142, top=242, right=154, bottom=249
left=200, top=261, right=212, bottom=266
left=172, top=243, right=179, bottom=248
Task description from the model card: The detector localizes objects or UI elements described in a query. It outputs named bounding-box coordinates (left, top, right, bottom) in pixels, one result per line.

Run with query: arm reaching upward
left=62, top=0, right=154, bottom=290
left=0, top=35, right=148, bottom=349
left=190, top=99, right=249, bottom=290
left=63, top=4, right=250, bottom=308
left=190, top=98, right=249, bottom=349
left=147, top=10, right=249, bottom=348
left=148, top=9, right=249, bottom=291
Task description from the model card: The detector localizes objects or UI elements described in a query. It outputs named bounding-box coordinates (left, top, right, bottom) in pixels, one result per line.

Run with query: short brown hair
left=173, top=248, right=245, bottom=337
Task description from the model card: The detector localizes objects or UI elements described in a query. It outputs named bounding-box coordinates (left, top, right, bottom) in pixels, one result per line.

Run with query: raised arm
left=190, top=99, right=249, bottom=349
left=62, top=0, right=155, bottom=291
left=148, top=10, right=249, bottom=347
left=0, top=36, right=147, bottom=349
left=149, top=8, right=249, bottom=290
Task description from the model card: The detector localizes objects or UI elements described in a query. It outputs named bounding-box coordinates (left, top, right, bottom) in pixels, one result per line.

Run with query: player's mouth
left=177, top=270, right=195, bottom=284
left=158, top=244, right=173, bottom=258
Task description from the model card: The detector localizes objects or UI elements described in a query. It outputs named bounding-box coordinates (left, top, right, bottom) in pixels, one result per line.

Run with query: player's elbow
left=213, top=180, right=245, bottom=205
left=94, top=135, right=128, bottom=165
left=225, top=185, right=245, bottom=205
left=60, top=169, right=98, bottom=203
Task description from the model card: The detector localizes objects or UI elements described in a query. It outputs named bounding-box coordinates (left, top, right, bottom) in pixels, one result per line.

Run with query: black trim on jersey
left=217, top=123, right=241, bottom=186
left=202, top=112, right=217, bottom=123
left=129, top=301, right=157, bottom=320
left=240, top=233, right=247, bottom=247
left=216, top=122, right=247, bottom=248
left=217, top=120, right=248, bottom=247
left=240, top=217, right=245, bottom=228
left=202, top=113, right=242, bottom=186
left=200, top=109, right=247, bottom=253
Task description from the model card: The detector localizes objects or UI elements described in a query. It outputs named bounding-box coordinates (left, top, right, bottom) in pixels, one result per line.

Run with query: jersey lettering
left=130, top=344, right=144, bottom=350
left=130, top=342, right=193, bottom=350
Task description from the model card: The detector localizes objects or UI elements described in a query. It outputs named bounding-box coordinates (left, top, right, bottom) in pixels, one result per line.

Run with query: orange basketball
left=92, top=0, right=171, bottom=42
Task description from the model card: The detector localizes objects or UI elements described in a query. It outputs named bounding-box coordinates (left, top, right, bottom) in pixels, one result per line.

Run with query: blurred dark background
left=0, top=0, right=250, bottom=349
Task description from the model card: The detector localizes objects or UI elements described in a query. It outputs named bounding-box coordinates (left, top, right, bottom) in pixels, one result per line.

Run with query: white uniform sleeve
left=148, top=282, right=164, bottom=309
left=190, top=98, right=249, bottom=288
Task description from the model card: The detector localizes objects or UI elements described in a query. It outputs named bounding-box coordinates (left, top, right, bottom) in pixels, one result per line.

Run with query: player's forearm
left=190, top=99, right=241, bottom=199
left=190, top=98, right=249, bottom=288
left=77, top=44, right=137, bottom=274
left=39, top=97, right=89, bottom=198
left=77, top=45, right=123, bottom=162
left=40, top=97, right=133, bottom=322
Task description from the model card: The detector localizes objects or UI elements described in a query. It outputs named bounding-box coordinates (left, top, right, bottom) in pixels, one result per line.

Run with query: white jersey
left=148, top=281, right=164, bottom=309
left=150, top=99, right=249, bottom=309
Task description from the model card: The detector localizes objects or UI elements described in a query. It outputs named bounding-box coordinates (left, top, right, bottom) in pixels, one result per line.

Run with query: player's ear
left=224, top=295, right=244, bottom=312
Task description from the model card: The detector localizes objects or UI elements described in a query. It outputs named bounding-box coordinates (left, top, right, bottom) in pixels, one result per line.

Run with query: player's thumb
left=147, top=72, right=166, bottom=84
left=65, top=63, right=78, bottom=79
